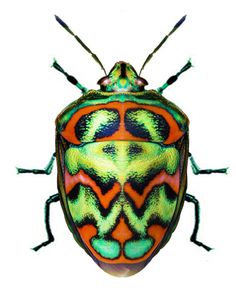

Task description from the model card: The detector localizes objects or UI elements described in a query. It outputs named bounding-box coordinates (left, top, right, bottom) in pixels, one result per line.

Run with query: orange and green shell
left=55, top=63, right=189, bottom=276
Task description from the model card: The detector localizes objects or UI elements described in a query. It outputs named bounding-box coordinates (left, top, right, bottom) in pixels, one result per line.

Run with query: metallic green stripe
left=56, top=90, right=188, bottom=134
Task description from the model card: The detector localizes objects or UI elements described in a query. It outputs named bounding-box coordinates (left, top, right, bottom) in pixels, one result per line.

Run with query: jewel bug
left=17, top=15, right=228, bottom=277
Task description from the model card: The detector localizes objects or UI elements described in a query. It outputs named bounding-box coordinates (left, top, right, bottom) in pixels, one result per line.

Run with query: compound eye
left=135, top=77, right=148, bottom=87
left=97, top=76, right=112, bottom=91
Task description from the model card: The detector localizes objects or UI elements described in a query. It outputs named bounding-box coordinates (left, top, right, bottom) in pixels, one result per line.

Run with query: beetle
left=17, top=15, right=228, bottom=277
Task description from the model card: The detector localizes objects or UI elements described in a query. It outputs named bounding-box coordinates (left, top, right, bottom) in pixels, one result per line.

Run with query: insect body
left=17, top=15, right=227, bottom=277
left=56, top=62, right=189, bottom=276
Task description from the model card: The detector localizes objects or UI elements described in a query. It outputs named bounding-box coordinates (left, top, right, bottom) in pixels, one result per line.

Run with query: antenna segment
left=55, top=15, right=107, bottom=75
left=139, top=15, right=187, bottom=75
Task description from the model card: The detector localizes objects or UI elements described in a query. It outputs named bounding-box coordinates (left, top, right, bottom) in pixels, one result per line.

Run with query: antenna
left=139, top=15, right=187, bottom=75
left=55, top=15, right=107, bottom=75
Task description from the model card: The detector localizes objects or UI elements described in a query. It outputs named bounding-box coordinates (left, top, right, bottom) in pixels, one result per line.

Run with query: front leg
left=188, top=153, right=228, bottom=175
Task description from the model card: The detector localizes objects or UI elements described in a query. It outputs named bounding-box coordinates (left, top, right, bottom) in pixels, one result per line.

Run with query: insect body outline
left=17, top=15, right=228, bottom=277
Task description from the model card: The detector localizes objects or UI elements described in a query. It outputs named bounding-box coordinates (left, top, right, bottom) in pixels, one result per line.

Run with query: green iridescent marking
left=123, top=186, right=176, bottom=236
left=124, top=238, right=154, bottom=259
left=65, top=141, right=179, bottom=184
left=91, top=238, right=120, bottom=259
left=68, top=185, right=121, bottom=236
left=77, top=109, right=119, bottom=142
left=66, top=141, right=179, bottom=259
left=56, top=101, right=79, bottom=133
left=68, top=183, right=176, bottom=258
left=68, top=184, right=176, bottom=238
left=56, top=91, right=188, bottom=135
left=104, top=63, right=141, bottom=92
left=125, top=109, right=168, bottom=142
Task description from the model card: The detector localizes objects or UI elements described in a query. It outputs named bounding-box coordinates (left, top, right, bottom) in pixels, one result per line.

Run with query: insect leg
left=16, top=153, right=56, bottom=175
left=185, top=193, right=212, bottom=251
left=52, top=59, right=88, bottom=93
left=32, top=193, right=60, bottom=251
left=157, top=59, right=192, bottom=94
left=188, top=153, right=228, bottom=175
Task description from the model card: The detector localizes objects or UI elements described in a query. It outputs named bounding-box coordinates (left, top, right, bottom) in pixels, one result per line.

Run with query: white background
left=1, top=0, right=236, bottom=287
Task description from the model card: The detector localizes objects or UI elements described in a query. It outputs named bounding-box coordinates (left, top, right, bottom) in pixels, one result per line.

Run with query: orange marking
left=147, top=225, right=167, bottom=247
left=60, top=102, right=184, bottom=144
left=65, top=169, right=121, bottom=209
left=65, top=168, right=180, bottom=263
left=111, top=217, right=133, bottom=243
left=124, top=169, right=180, bottom=208
left=78, top=225, right=97, bottom=248
left=77, top=223, right=167, bottom=264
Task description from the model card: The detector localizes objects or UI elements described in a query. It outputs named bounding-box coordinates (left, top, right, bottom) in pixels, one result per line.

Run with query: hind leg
left=185, top=193, right=212, bottom=251
left=32, top=194, right=60, bottom=251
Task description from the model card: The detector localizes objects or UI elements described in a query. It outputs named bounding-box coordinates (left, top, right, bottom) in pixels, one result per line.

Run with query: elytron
left=17, top=15, right=227, bottom=277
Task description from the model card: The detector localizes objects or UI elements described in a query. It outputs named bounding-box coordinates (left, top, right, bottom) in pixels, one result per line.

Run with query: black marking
left=75, top=109, right=120, bottom=142
left=67, top=75, right=78, bottom=85
left=167, top=75, right=178, bottom=85
left=125, top=108, right=170, bottom=142
left=128, top=143, right=143, bottom=156
left=67, top=183, right=121, bottom=225
left=86, top=93, right=108, bottom=100
left=127, top=167, right=162, bottom=195
left=68, top=182, right=120, bottom=217
left=67, top=183, right=80, bottom=202
left=120, top=63, right=127, bottom=78
left=164, top=183, right=178, bottom=202
left=90, top=172, right=117, bottom=195
left=102, top=144, right=116, bottom=155
left=135, top=93, right=159, bottom=100
left=124, top=184, right=177, bottom=223
left=67, top=182, right=177, bottom=250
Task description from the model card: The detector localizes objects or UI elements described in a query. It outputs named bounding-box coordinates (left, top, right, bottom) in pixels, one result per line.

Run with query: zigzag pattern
left=63, top=140, right=180, bottom=260
left=68, top=182, right=177, bottom=237
left=56, top=97, right=188, bottom=266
